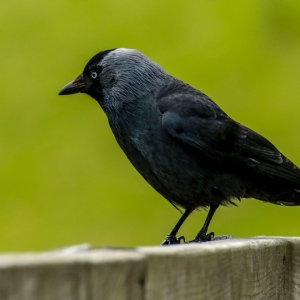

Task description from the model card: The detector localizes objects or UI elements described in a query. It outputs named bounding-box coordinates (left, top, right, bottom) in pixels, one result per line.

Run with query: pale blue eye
left=91, top=72, right=98, bottom=79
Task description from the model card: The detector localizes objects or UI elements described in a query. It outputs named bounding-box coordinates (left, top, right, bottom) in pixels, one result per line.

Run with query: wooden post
left=0, top=237, right=299, bottom=300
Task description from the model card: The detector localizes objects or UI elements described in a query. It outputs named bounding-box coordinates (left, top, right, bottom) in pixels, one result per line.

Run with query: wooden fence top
left=0, top=237, right=299, bottom=300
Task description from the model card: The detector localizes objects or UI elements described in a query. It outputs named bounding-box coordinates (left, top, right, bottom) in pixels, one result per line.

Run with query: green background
left=1, top=0, right=300, bottom=251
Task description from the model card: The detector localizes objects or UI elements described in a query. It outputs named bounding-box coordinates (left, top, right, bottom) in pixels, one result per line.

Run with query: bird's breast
left=108, top=108, right=209, bottom=204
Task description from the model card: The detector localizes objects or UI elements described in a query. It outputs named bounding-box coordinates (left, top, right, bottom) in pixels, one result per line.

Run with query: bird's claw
left=188, top=231, right=214, bottom=243
left=161, top=234, right=185, bottom=246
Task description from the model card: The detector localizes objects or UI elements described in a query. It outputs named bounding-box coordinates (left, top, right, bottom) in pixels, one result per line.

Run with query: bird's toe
left=161, top=235, right=185, bottom=246
left=188, top=232, right=214, bottom=243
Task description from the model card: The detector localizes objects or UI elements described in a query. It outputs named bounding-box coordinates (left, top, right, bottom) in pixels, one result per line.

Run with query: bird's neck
left=101, top=79, right=165, bottom=115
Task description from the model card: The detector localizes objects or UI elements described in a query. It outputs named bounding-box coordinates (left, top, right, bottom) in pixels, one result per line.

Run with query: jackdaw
left=59, top=48, right=300, bottom=245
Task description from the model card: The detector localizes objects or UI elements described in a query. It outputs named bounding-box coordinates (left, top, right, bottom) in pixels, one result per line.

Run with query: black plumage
left=59, top=48, right=300, bottom=244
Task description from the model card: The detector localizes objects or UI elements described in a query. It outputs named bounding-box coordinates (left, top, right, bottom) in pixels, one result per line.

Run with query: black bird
left=59, top=48, right=300, bottom=245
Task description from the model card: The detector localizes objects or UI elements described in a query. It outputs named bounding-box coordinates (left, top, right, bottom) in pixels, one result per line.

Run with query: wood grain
left=0, top=237, right=300, bottom=300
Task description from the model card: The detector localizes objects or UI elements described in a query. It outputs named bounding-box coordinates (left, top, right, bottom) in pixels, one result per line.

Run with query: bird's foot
left=187, top=232, right=214, bottom=243
left=161, top=234, right=185, bottom=246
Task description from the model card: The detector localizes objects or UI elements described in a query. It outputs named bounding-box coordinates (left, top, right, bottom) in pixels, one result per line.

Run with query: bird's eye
left=91, top=72, right=98, bottom=79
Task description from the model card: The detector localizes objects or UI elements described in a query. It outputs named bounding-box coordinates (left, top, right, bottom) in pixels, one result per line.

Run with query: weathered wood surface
left=0, top=237, right=299, bottom=300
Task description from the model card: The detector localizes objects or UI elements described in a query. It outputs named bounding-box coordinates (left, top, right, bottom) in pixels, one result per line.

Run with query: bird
left=59, top=48, right=300, bottom=245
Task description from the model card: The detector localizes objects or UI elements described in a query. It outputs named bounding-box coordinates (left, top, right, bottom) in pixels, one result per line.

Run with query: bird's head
left=59, top=48, right=166, bottom=110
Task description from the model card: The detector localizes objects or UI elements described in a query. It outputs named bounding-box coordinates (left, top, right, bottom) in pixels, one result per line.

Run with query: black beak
left=58, top=74, right=91, bottom=95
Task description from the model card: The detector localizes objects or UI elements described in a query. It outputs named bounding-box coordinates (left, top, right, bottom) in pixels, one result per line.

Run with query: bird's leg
left=161, top=208, right=193, bottom=246
left=189, top=205, right=219, bottom=243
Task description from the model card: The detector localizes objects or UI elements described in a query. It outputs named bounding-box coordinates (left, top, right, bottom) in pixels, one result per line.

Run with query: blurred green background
left=0, top=0, right=300, bottom=251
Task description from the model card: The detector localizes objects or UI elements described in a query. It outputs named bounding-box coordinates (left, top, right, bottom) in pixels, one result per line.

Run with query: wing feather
left=159, top=92, right=300, bottom=186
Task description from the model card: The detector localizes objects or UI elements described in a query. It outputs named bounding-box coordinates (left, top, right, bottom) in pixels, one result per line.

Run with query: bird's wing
left=158, top=91, right=300, bottom=185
